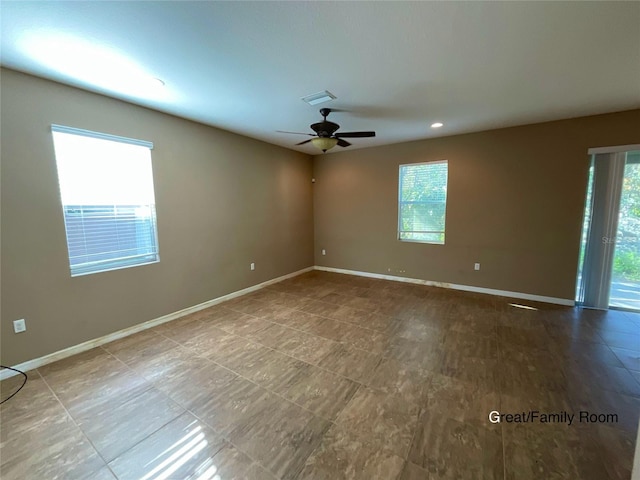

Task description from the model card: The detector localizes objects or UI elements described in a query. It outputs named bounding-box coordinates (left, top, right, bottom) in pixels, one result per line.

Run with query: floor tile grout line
left=154, top=320, right=367, bottom=387
left=554, top=337, right=640, bottom=398
left=152, top=311, right=381, bottom=388
left=227, top=300, right=398, bottom=337
left=104, top=330, right=352, bottom=427
left=149, top=313, right=449, bottom=428
left=600, top=342, right=640, bottom=392
left=194, top=355, right=343, bottom=426
left=57, top=345, right=204, bottom=470
left=212, top=300, right=454, bottom=364
left=92, top=345, right=282, bottom=479
left=123, top=351, right=331, bottom=479
left=259, top=286, right=511, bottom=465
left=100, top=308, right=426, bottom=477
left=179, top=405, right=279, bottom=479
left=194, top=289, right=525, bottom=390
left=97, top=346, right=239, bottom=465
left=238, top=282, right=456, bottom=327
left=33, top=368, right=119, bottom=480
left=223, top=312, right=387, bottom=357
left=330, top=381, right=364, bottom=428
left=402, top=383, right=430, bottom=465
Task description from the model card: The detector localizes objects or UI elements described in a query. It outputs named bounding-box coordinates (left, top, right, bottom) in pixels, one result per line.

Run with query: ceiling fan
left=278, top=108, right=376, bottom=152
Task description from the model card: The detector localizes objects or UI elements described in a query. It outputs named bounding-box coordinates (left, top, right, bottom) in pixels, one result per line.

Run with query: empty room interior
left=2, top=2, right=640, bottom=479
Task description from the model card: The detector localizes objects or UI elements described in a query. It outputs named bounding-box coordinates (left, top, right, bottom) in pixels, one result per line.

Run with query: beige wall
left=1, top=69, right=314, bottom=366
left=313, top=109, right=640, bottom=300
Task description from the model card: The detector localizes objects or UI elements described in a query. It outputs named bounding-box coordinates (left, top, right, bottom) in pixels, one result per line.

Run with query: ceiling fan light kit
left=311, top=137, right=338, bottom=152
left=282, top=108, right=376, bottom=153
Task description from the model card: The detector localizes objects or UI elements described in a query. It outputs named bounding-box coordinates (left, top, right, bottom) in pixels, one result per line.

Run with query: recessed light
left=431, top=122, right=444, bottom=128
left=301, top=90, right=336, bottom=106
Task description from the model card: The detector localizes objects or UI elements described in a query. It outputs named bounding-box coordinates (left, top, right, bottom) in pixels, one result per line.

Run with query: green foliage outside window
left=614, top=157, right=640, bottom=281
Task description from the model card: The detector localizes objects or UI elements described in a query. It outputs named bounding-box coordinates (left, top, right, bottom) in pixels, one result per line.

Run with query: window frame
left=51, top=124, right=160, bottom=277
left=397, top=159, right=449, bottom=245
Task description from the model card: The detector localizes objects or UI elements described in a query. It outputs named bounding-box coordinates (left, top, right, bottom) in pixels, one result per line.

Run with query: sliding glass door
left=609, top=152, right=640, bottom=310
left=577, top=147, right=640, bottom=311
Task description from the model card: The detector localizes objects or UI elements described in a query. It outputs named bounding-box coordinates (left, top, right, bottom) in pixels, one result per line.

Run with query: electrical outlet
left=474, top=263, right=481, bottom=271
left=321, top=249, right=326, bottom=256
left=250, top=262, right=255, bottom=271
left=13, top=319, right=26, bottom=333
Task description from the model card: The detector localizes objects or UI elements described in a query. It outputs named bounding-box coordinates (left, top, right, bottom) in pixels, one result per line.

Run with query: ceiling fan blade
left=337, top=138, right=351, bottom=147
left=334, top=131, right=376, bottom=138
left=277, top=130, right=314, bottom=136
left=296, top=139, right=313, bottom=146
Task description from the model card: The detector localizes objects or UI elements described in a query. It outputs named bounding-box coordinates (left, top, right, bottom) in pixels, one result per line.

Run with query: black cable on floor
left=0, top=366, right=28, bottom=404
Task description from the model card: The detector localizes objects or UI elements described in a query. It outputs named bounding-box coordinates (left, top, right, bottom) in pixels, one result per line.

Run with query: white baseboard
left=314, top=266, right=575, bottom=307
left=1, top=266, right=314, bottom=380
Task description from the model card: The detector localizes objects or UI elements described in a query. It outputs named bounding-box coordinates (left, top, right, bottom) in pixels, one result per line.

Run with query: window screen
left=398, top=160, right=448, bottom=244
left=51, top=125, right=159, bottom=276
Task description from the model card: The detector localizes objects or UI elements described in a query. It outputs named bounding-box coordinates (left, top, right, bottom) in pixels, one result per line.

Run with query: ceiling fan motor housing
left=310, top=120, right=340, bottom=137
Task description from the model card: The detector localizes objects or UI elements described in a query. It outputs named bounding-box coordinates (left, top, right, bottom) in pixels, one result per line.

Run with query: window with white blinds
left=398, top=160, right=448, bottom=244
left=51, top=125, right=159, bottom=276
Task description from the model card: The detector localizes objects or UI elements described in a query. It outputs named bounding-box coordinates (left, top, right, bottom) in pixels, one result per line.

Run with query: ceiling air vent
left=301, top=90, right=336, bottom=106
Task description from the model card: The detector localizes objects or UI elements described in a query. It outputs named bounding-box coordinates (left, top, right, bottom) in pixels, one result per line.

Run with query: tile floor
left=1, top=270, right=640, bottom=479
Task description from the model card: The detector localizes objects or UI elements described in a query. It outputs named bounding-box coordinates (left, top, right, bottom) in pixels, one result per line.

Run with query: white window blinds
left=51, top=125, right=159, bottom=276
left=398, top=161, right=448, bottom=244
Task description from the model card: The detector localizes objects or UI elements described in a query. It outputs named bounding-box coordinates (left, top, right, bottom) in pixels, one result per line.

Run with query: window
left=51, top=125, right=159, bottom=276
left=398, top=160, right=448, bottom=244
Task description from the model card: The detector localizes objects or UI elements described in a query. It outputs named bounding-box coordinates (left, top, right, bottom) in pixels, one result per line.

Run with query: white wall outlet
left=321, top=249, right=326, bottom=256
left=474, top=263, right=481, bottom=271
left=13, top=319, right=26, bottom=333
left=250, top=262, right=255, bottom=271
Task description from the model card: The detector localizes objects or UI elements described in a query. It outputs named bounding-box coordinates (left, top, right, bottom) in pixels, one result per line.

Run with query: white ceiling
left=2, top=1, right=639, bottom=153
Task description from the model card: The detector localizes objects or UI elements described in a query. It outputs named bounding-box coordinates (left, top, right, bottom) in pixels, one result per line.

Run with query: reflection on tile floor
left=2, top=270, right=640, bottom=479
